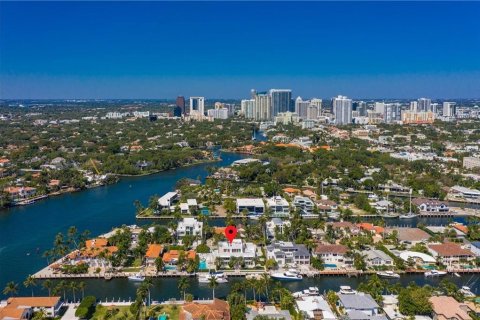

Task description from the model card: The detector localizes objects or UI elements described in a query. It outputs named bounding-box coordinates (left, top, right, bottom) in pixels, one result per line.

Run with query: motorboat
left=399, top=212, right=418, bottom=219
left=377, top=271, right=400, bottom=279
left=198, top=272, right=228, bottom=283
left=293, top=287, right=320, bottom=298
left=271, top=270, right=303, bottom=281
left=424, top=270, right=447, bottom=277
left=339, top=286, right=357, bottom=295
left=128, top=274, right=145, bottom=282
left=460, top=286, right=475, bottom=297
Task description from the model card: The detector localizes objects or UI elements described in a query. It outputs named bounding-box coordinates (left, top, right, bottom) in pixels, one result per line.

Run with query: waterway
left=0, top=137, right=478, bottom=299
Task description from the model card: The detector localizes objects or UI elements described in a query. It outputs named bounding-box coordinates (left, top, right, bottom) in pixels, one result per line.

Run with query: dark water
left=0, top=152, right=246, bottom=297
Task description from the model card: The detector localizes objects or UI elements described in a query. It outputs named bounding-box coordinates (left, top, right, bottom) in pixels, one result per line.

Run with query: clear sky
left=0, top=1, right=479, bottom=99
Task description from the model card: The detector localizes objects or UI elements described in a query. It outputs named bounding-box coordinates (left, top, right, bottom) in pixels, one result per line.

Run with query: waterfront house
left=176, top=217, right=203, bottom=238
left=3, top=186, right=37, bottom=202
left=365, top=249, right=394, bottom=267
left=337, top=293, right=381, bottom=317
left=283, top=187, right=301, bottom=197
left=69, top=238, right=118, bottom=268
left=236, top=198, right=265, bottom=215
left=157, top=191, right=179, bottom=211
left=266, top=196, right=290, bottom=217
left=395, top=250, right=436, bottom=266
left=0, top=297, right=63, bottom=319
left=412, top=198, right=449, bottom=212
left=357, top=223, right=385, bottom=236
left=179, top=199, right=198, bottom=214
left=293, top=196, right=315, bottom=216
left=428, top=243, right=475, bottom=267
left=429, top=296, right=472, bottom=320
left=162, top=249, right=196, bottom=265
left=296, top=295, right=336, bottom=320
left=214, top=239, right=257, bottom=268
left=246, top=305, right=292, bottom=320
left=326, top=221, right=360, bottom=236
left=314, top=244, right=351, bottom=267
left=180, top=298, right=230, bottom=320
left=449, top=185, right=480, bottom=200
left=315, top=199, right=338, bottom=213
left=266, top=241, right=310, bottom=267
left=144, top=244, right=163, bottom=267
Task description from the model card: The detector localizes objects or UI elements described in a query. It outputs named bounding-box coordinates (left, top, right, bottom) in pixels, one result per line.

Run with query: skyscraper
left=241, top=99, right=255, bottom=119
left=176, top=96, right=186, bottom=115
left=418, top=98, right=431, bottom=112
left=189, top=97, right=205, bottom=117
left=295, top=96, right=310, bottom=119
left=333, top=95, right=352, bottom=125
left=354, top=101, right=367, bottom=116
left=254, top=92, right=271, bottom=121
left=269, top=89, right=292, bottom=117
left=410, top=101, right=418, bottom=112
left=443, top=102, right=457, bottom=117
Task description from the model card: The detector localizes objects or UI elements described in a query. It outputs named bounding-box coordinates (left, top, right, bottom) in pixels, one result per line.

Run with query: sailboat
left=399, top=188, right=418, bottom=219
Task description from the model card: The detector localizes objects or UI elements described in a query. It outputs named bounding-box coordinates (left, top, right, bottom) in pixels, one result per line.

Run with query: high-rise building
left=295, top=96, right=310, bottom=119
left=410, top=101, right=418, bottom=112
left=418, top=98, right=431, bottom=112
left=333, top=95, right=352, bottom=125
left=254, top=92, right=272, bottom=121
left=354, top=101, right=367, bottom=116
left=384, top=104, right=401, bottom=123
left=310, top=98, right=322, bottom=117
left=176, top=96, right=186, bottom=115
left=189, top=97, right=205, bottom=117
left=269, top=89, right=292, bottom=117
left=241, top=99, right=255, bottom=119
left=375, top=102, right=385, bottom=114
left=443, top=102, right=457, bottom=117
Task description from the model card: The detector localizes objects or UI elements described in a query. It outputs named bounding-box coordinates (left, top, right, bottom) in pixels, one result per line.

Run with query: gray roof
left=365, top=250, right=392, bottom=262
left=346, top=310, right=388, bottom=320
left=471, top=241, right=480, bottom=249
left=338, top=293, right=379, bottom=310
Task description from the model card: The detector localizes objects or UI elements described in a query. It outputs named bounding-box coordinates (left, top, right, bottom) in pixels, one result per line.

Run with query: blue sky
left=0, top=1, right=479, bottom=99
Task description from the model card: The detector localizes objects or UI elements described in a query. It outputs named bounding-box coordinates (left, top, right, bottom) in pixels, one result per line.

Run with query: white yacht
left=377, top=271, right=401, bottom=279
left=339, top=286, right=357, bottom=295
left=293, top=287, right=320, bottom=298
left=271, top=270, right=303, bottom=281
left=460, top=286, right=475, bottom=297
left=198, top=272, right=228, bottom=284
left=424, top=270, right=447, bottom=277
left=128, top=274, right=145, bottom=282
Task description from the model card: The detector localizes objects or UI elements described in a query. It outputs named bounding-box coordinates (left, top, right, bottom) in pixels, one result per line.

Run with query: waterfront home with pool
left=314, top=244, right=352, bottom=267
left=428, top=243, right=475, bottom=268
left=266, top=241, right=310, bottom=267
left=0, top=297, right=63, bottom=319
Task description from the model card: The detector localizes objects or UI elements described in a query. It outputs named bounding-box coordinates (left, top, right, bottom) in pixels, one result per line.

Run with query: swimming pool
left=324, top=264, right=337, bottom=268
left=164, top=265, right=177, bottom=271
left=199, top=260, right=208, bottom=270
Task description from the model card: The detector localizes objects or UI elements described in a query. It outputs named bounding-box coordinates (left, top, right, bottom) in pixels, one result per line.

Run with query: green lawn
left=92, top=304, right=180, bottom=320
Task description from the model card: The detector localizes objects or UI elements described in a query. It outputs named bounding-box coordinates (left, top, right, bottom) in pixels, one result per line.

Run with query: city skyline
left=1, top=1, right=480, bottom=99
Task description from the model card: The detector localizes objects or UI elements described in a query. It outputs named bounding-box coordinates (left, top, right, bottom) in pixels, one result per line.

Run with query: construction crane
left=90, top=159, right=101, bottom=175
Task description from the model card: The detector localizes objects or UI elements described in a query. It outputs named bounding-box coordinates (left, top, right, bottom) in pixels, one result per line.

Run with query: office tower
left=443, top=102, right=457, bottom=117
left=418, top=98, right=431, bottom=112
left=295, top=96, right=310, bottom=119
left=384, top=104, right=401, bottom=123
left=250, top=89, right=257, bottom=99
left=310, top=98, right=322, bottom=115
left=189, top=97, right=205, bottom=116
left=254, top=92, right=272, bottom=121
left=431, top=103, right=440, bottom=114
left=410, top=101, right=418, bottom=112
left=241, top=99, right=255, bottom=119
left=173, top=106, right=182, bottom=117
left=333, top=95, right=352, bottom=125
left=269, top=89, right=292, bottom=117
left=176, top=96, right=186, bottom=115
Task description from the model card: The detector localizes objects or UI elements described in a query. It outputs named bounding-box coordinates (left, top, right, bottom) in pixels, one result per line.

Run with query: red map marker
left=224, top=225, right=237, bottom=244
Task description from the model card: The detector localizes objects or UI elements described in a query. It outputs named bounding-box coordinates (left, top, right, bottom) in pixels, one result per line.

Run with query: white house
left=450, top=185, right=480, bottom=200
left=179, top=199, right=198, bottom=214
left=293, top=196, right=315, bottom=216
left=176, top=217, right=203, bottom=238
left=266, top=241, right=310, bottom=267
left=158, top=191, right=179, bottom=210
left=236, top=198, right=265, bottom=215
left=296, top=296, right=336, bottom=320
left=314, top=244, right=352, bottom=267
left=266, top=218, right=291, bottom=239
left=412, top=198, right=449, bottom=212
left=214, top=239, right=257, bottom=268
left=365, top=249, right=394, bottom=267
left=266, top=196, right=290, bottom=217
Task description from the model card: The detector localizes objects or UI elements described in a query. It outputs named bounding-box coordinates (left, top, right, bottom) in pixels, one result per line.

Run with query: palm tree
left=42, top=280, right=53, bottom=297
left=3, top=281, right=18, bottom=297
left=144, top=278, right=154, bottom=307
left=78, top=281, right=86, bottom=300
left=154, top=257, right=164, bottom=274
left=69, top=281, right=79, bottom=302
left=178, top=277, right=190, bottom=301
left=208, top=276, right=219, bottom=299
left=260, top=273, right=271, bottom=302
left=23, top=275, right=37, bottom=297
left=56, top=280, right=67, bottom=301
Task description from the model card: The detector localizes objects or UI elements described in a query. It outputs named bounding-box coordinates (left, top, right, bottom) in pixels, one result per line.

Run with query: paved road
left=61, top=304, right=79, bottom=320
